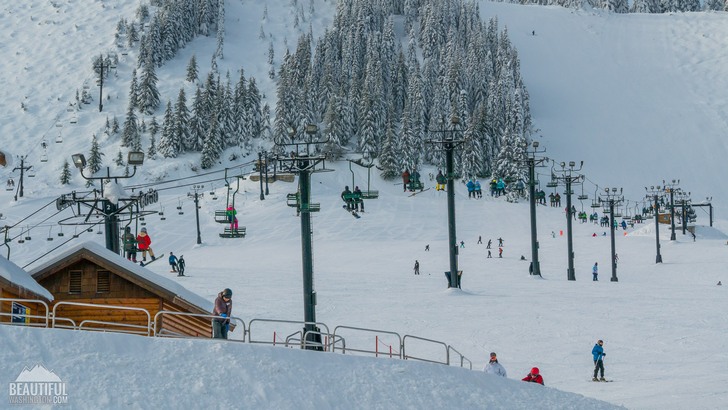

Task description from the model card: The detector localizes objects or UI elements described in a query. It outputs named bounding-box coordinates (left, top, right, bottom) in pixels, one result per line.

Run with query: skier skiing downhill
left=592, top=339, right=607, bottom=381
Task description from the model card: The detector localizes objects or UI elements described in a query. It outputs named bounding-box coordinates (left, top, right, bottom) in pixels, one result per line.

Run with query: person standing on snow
left=484, top=352, right=507, bottom=377
left=592, top=339, right=606, bottom=381
left=122, top=226, right=137, bottom=263
left=414, top=260, right=420, bottom=275
left=401, top=169, right=410, bottom=192
left=522, top=367, right=544, bottom=385
left=592, top=262, right=599, bottom=281
left=212, top=288, right=233, bottom=339
left=169, top=252, right=179, bottom=273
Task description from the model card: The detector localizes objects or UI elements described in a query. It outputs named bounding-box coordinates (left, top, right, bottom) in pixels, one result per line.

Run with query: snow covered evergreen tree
left=215, top=0, right=225, bottom=60
left=186, top=55, right=199, bottom=82
left=138, top=56, right=160, bottom=115
left=114, top=150, right=124, bottom=167
left=174, top=88, right=191, bottom=153
left=59, top=160, right=71, bottom=185
left=200, top=116, right=222, bottom=169
left=87, top=134, right=104, bottom=175
left=121, top=99, right=139, bottom=148
left=158, top=101, right=178, bottom=158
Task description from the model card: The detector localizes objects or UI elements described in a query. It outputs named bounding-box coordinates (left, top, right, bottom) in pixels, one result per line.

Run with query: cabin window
left=96, top=271, right=110, bottom=293
left=69, top=270, right=82, bottom=294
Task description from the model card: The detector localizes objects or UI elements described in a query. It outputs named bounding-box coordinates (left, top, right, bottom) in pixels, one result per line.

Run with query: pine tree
left=138, top=56, right=160, bottom=115
left=59, top=160, right=72, bottom=185
left=87, top=134, right=104, bottom=175
left=112, top=116, right=120, bottom=134
left=129, top=69, right=139, bottom=111
left=121, top=99, right=138, bottom=148
left=174, top=88, right=191, bottom=152
left=200, top=116, right=221, bottom=169
left=215, top=0, right=225, bottom=60
left=186, top=55, right=199, bottom=82
left=378, top=117, right=400, bottom=180
left=158, top=101, right=177, bottom=158
left=148, top=133, right=157, bottom=158
left=114, top=150, right=125, bottom=166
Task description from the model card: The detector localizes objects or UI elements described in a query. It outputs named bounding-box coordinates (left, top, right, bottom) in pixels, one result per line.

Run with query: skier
left=498, top=247, right=503, bottom=258
left=401, top=169, right=410, bottom=192
left=136, top=227, right=155, bottom=262
left=122, top=226, right=137, bottom=263
left=477, top=235, right=482, bottom=244
left=169, top=252, right=179, bottom=273
left=522, top=367, right=544, bottom=385
left=592, top=262, right=598, bottom=281
left=177, top=255, right=186, bottom=277
left=414, top=260, right=420, bottom=275
left=487, top=250, right=492, bottom=258
left=212, top=288, right=233, bottom=339
left=460, top=241, right=465, bottom=248
left=496, top=178, right=506, bottom=196
left=487, top=239, right=492, bottom=249
left=425, top=244, right=430, bottom=252
left=498, top=237, right=504, bottom=247
left=410, top=169, right=421, bottom=190
left=474, top=180, right=482, bottom=198
left=483, top=352, right=507, bottom=377
left=592, top=339, right=606, bottom=381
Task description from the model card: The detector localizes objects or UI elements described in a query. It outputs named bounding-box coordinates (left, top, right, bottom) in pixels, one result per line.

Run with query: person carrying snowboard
left=169, top=252, right=179, bottom=273
left=592, top=339, right=606, bottom=381
left=136, top=227, right=155, bottom=262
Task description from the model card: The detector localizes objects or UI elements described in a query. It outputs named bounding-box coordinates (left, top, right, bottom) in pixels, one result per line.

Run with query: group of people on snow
left=122, top=226, right=156, bottom=263
left=482, top=339, right=608, bottom=385
left=466, top=179, right=483, bottom=198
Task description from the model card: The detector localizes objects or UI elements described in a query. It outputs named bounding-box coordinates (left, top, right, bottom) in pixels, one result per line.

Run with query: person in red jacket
left=136, top=227, right=156, bottom=262
left=522, top=367, right=544, bottom=385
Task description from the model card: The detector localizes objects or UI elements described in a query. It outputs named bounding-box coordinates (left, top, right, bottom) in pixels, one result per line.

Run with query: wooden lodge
left=28, top=241, right=214, bottom=338
left=0, top=256, right=54, bottom=326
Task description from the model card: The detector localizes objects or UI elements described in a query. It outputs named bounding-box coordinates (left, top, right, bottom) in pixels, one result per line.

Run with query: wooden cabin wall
left=0, top=288, right=48, bottom=325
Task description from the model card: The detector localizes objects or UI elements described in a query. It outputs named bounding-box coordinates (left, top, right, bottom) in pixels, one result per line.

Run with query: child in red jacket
left=522, top=367, right=544, bottom=385
left=136, top=227, right=156, bottom=262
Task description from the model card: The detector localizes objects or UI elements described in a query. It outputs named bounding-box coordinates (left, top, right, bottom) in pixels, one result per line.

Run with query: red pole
left=273, top=331, right=276, bottom=346
left=375, top=336, right=379, bottom=357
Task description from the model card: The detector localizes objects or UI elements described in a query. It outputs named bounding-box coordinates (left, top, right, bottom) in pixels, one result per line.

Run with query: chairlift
left=96, top=225, right=103, bottom=235
left=40, top=153, right=48, bottom=163
left=56, top=130, right=63, bottom=144
left=57, top=226, right=64, bottom=237
left=24, top=226, right=32, bottom=241
left=158, top=205, right=166, bottom=221
left=47, top=226, right=54, bottom=242
left=70, top=115, right=78, bottom=124
left=177, top=199, right=184, bottom=215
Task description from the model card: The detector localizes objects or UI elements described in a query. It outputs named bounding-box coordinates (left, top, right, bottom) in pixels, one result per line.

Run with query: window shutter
left=96, top=271, right=110, bottom=293
left=69, top=271, right=82, bottom=294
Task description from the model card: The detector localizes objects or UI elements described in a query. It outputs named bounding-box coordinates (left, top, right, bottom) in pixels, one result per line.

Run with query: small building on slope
left=28, top=241, right=214, bottom=337
left=0, top=256, right=54, bottom=326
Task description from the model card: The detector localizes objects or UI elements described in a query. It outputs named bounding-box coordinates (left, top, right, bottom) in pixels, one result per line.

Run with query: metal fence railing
left=0, top=297, right=473, bottom=371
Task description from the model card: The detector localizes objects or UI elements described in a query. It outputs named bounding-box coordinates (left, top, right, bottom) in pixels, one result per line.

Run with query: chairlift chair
left=47, top=226, right=54, bottom=241
left=177, top=200, right=184, bottom=215
left=57, top=226, right=64, bottom=237
left=24, top=226, right=32, bottom=241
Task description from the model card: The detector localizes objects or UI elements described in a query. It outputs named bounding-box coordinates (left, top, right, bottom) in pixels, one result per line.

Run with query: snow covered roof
left=0, top=256, right=53, bottom=301
left=28, top=241, right=212, bottom=312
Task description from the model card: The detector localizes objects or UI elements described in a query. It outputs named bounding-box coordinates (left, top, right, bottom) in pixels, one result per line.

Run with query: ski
left=408, top=187, right=431, bottom=197
left=139, top=253, right=165, bottom=267
left=590, top=379, right=614, bottom=382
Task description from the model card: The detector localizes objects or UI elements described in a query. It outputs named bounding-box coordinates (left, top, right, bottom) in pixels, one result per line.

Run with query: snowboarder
left=466, top=179, right=475, bottom=198
left=435, top=171, right=446, bottom=191
left=484, top=352, right=507, bottom=377
left=487, top=239, right=492, bottom=249
left=341, top=186, right=353, bottom=210
left=353, top=186, right=364, bottom=212
left=477, top=235, right=482, bottom=244
left=122, top=226, right=137, bottom=263
left=169, top=252, right=179, bottom=273
left=414, top=260, right=420, bottom=275
left=226, top=205, right=238, bottom=231
left=212, top=288, right=233, bottom=339
left=460, top=241, right=465, bottom=248
left=425, top=244, right=430, bottom=252
left=592, top=339, right=606, bottom=381
left=498, top=237, right=504, bottom=247
left=592, top=262, right=598, bottom=281
left=522, top=367, right=544, bottom=385
left=136, top=227, right=155, bottom=262
left=177, top=255, right=186, bottom=276
left=487, top=250, right=492, bottom=258
left=498, top=247, right=503, bottom=258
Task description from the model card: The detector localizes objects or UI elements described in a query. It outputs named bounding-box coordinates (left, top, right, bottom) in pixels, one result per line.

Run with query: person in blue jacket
left=592, top=339, right=606, bottom=381
left=466, top=179, right=475, bottom=198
